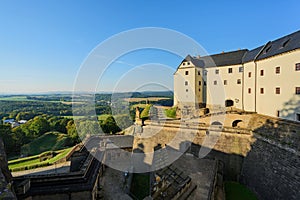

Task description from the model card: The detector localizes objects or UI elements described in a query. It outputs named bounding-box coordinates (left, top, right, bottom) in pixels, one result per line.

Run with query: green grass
left=98, top=114, right=111, bottom=121
left=140, top=104, right=152, bottom=119
left=130, top=173, right=150, bottom=200
left=21, top=132, right=71, bottom=156
left=8, top=147, right=73, bottom=171
left=225, top=181, right=258, bottom=200
left=164, top=107, right=177, bottom=118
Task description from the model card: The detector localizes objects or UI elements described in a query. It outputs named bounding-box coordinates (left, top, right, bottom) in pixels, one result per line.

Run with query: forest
left=0, top=92, right=173, bottom=159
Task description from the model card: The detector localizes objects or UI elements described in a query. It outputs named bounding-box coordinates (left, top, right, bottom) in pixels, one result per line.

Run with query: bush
left=165, top=107, right=177, bottom=118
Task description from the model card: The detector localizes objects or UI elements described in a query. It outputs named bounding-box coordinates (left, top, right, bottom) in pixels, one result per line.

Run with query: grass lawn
left=225, top=181, right=258, bottom=200
left=21, top=132, right=71, bottom=156
left=130, top=173, right=150, bottom=200
left=8, top=147, right=73, bottom=171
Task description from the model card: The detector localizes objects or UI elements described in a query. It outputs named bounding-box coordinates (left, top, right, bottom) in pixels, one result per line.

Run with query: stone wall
left=0, top=138, right=16, bottom=199
left=240, top=138, right=300, bottom=200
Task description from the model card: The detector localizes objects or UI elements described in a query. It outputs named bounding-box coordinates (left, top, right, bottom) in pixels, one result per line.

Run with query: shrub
left=165, top=107, right=177, bottom=118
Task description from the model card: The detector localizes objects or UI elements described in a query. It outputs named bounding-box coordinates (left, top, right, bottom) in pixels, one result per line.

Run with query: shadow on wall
left=253, top=117, right=300, bottom=151
left=190, top=143, right=244, bottom=181
left=280, top=95, right=300, bottom=121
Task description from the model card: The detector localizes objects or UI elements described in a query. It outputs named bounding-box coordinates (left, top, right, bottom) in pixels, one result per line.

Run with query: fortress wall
left=240, top=138, right=300, bottom=200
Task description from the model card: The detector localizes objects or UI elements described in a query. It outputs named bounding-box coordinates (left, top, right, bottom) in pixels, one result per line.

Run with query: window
left=198, top=88, right=201, bottom=92
left=185, top=71, right=189, bottom=75
left=198, top=71, right=201, bottom=75
left=260, top=70, right=264, bottom=76
left=275, top=87, right=280, bottom=94
left=296, top=113, right=300, bottom=121
left=296, top=87, right=300, bottom=94
left=199, top=81, right=201, bottom=85
left=204, top=81, right=207, bottom=86
left=186, top=89, right=188, bottom=92
left=182, top=62, right=185, bottom=66
left=224, top=80, right=227, bottom=85
left=248, top=72, right=251, bottom=77
left=248, top=88, right=251, bottom=94
left=277, top=111, right=280, bottom=117
left=228, top=68, right=233, bottom=73
left=187, top=62, right=190, bottom=65
left=239, top=67, right=244, bottom=73
left=237, top=79, right=241, bottom=84
left=296, top=63, right=300, bottom=71
left=276, top=66, right=280, bottom=74
left=260, top=88, right=264, bottom=94
left=214, top=80, right=217, bottom=85
left=204, top=70, right=207, bottom=76
left=185, top=81, right=188, bottom=86
left=215, top=69, right=219, bottom=74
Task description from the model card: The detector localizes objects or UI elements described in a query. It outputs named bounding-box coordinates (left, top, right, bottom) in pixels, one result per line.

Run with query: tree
left=0, top=124, right=14, bottom=156
left=100, top=115, right=121, bottom=134
left=29, top=116, right=50, bottom=137
left=66, top=120, right=79, bottom=143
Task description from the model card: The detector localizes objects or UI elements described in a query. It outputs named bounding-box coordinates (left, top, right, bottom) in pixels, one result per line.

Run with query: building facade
left=174, top=30, right=300, bottom=121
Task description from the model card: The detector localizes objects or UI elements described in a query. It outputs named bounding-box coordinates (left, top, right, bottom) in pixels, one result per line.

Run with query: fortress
left=174, top=30, right=300, bottom=122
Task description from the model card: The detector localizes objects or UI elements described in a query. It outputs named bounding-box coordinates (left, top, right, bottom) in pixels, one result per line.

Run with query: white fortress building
left=174, top=30, right=300, bottom=122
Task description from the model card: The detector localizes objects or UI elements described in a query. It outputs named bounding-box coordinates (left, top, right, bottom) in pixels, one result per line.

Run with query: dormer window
left=264, top=45, right=272, bottom=54
left=182, top=62, right=185, bottom=66
left=187, top=62, right=190, bottom=65
left=281, top=39, right=290, bottom=48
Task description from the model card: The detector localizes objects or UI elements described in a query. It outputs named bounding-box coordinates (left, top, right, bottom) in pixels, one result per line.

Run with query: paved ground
left=172, top=154, right=218, bottom=199
left=12, top=161, right=71, bottom=177
left=100, top=167, right=132, bottom=200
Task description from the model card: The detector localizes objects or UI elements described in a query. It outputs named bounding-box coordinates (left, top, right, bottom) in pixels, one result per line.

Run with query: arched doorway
left=232, top=120, right=243, bottom=127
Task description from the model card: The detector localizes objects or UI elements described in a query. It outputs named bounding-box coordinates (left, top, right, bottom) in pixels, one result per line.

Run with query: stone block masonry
left=240, top=138, right=300, bottom=200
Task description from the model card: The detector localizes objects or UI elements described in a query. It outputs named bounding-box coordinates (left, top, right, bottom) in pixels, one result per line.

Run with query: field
left=124, top=97, right=170, bottom=102
left=0, top=96, right=34, bottom=101
left=21, top=132, right=71, bottom=156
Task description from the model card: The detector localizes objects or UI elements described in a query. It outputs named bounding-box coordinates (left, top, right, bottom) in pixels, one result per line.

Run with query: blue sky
left=0, top=0, right=299, bottom=93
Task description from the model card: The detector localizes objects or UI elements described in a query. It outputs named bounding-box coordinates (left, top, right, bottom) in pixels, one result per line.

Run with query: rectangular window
left=248, top=72, right=251, bottom=77
left=277, top=111, right=280, bottom=117
left=224, top=80, right=227, bottom=85
left=296, top=113, right=300, bottom=121
left=185, top=81, right=188, bottom=86
left=198, top=88, right=201, bottom=92
left=228, top=68, right=233, bottom=73
left=186, top=89, right=188, bottom=92
left=199, top=81, right=201, bottom=85
left=248, top=88, right=251, bottom=94
left=275, top=87, right=280, bottom=94
left=260, top=88, right=264, bottom=94
left=237, top=79, right=241, bottom=84
left=215, top=69, right=219, bottom=74
left=214, top=80, right=217, bottom=85
left=204, top=81, right=206, bottom=86
left=296, top=63, right=300, bottom=71
left=185, top=71, right=188, bottom=75
left=239, top=67, right=244, bottom=72
left=260, top=70, right=264, bottom=76
left=275, top=66, right=280, bottom=74
left=296, top=87, right=300, bottom=94
left=198, top=71, right=201, bottom=75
